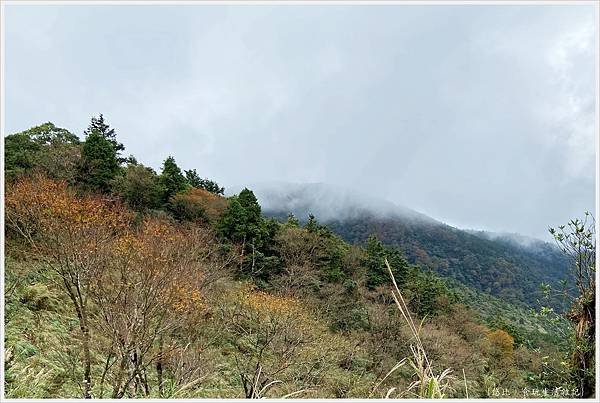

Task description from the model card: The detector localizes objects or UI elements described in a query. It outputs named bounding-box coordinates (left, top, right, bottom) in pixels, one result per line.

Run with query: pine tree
left=285, top=213, right=300, bottom=227
left=216, top=189, right=266, bottom=247
left=238, top=188, right=262, bottom=225
left=216, top=189, right=279, bottom=280
left=185, top=169, right=203, bottom=188
left=216, top=197, right=247, bottom=243
left=84, top=114, right=125, bottom=162
left=365, top=235, right=409, bottom=289
left=159, top=156, right=188, bottom=203
left=365, top=235, right=387, bottom=288
left=305, top=213, right=319, bottom=232
left=77, top=129, right=120, bottom=193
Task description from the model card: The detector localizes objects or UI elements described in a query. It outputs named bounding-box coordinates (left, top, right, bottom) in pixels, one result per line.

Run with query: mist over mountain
left=466, top=229, right=561, bottom=255
left=238, top=181, right=571, bottom=308
left=229, top=181, right=437, bottom=224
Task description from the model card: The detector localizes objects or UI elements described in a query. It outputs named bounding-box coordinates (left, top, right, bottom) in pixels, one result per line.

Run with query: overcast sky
left=3, top=4, right=597, bottom=239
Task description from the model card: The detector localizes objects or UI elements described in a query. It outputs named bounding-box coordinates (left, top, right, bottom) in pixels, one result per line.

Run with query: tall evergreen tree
left=365, top=235, right=409, bottom=289
left=159, top=156, right=188, bottom=203
left=185, top=169, right=203, bottom=188
left=216, top=188, right=280, bottom=280
left=216, top=197, right=248, bottom=243
left=284, top=213, right=300, bottom=227
left=238, top=188, right=262, bottom=224
left=218, top=188, right=264, bottom=246
left=305, top=213, right=319, bottom=232
left=77, top=129, right=120, bottom=192
left=84, top=114, right=125, bottom=162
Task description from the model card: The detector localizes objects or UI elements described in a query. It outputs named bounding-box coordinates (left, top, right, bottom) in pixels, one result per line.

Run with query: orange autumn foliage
left=5, top=175, right=133, bottom=398
left=5, top=175, right=131, bottom=251
left=88, top=217, right=223, bottom=397
left=5, top=176, right=228, bottom=398
left=95, top=217, right=213, bottom=330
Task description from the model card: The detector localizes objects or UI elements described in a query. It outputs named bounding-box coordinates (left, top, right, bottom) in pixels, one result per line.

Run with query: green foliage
left=217, top=198, right=247, bottom=241
left=75, top=115, right=125, bottom=192
left=302, top=215, right=350, bottom=282
left=185, top=169, right=225, bottom=195
left=305, top=213, right=319, bottom=232
left=77, top=129, right=120, bottom=192
left=4, top=258, right=84, bottom=398
left=365, top=235, right=409, bottom=289
left=486, top=316, right=526, bottom=347
left=217, top=189, right=281, bottom=280
left=4, top=133, right=41, bottom=178
left=317, top=233, right=347, bottom=283
left=4, top=117, right=582, bottom=399
left=112, top=163, right=163, bottom=210
left=284, top=213, right=300, bottom=227
left=4, top=122, right=80, bottom=180
left=84, top=114, right=124, bottom=161
left=217, top=189, right=265, bottom=245
left=23, top=122, right=80, bottom=145
left=329, top=301, right=370, bottom=332
left=327, top=216, right=571, bottom=309
left=238, top=188, right=262, bottom=222
left=159, top=156, right=188, bottom=203
left=168, top=193, right=207, bottom=223
left=548, top=213, right=596, bottom=398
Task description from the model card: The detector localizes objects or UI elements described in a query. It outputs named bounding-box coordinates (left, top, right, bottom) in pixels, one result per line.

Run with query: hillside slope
left=253, top=182, right=571, bottom=308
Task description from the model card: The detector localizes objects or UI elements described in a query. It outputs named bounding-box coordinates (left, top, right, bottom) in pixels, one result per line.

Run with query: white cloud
left=4, top=4, right=596, bottom=238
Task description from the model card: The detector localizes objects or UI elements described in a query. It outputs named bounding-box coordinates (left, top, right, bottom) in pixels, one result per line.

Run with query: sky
left=3, top=3, right=598, bottom=239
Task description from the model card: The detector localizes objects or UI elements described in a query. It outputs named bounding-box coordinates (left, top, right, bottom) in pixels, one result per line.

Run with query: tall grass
left=371, top=259, right=456, bottom=398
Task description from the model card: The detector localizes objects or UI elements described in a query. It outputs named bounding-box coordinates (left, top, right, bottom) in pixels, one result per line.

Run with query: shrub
left=168, top=188, right=228, bottom=223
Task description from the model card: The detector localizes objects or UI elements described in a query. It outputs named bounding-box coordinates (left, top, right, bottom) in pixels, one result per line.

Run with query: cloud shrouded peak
left=4, top=4, right=597, bottom=239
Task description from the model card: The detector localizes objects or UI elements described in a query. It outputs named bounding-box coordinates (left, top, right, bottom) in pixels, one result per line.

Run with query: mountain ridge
left=246, top=181, right=571, bottom=309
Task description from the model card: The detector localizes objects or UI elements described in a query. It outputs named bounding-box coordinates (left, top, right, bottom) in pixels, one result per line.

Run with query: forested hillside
left=255, top=183, right=571, bottom=309
left=326, top=215, right=571, bottom=309
left=3, top=118, right=591, bottom=398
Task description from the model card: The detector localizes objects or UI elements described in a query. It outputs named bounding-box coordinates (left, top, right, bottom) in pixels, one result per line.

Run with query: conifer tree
left=77, top=129, right=120, bottom=193
left=159, top=156, right=188, bottom=203
left=184, top=168, right=225, bottom=195
left=84, top=114, right=125, bottom=162
left=365, top=235, right=409, bottom=289
left=305, top=213, right=319, bottom=232
left=218, top=188, right=264, bottom=246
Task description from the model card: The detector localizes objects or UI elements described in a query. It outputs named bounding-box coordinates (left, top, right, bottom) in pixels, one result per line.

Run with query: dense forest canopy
left=261, top=189, right=572, bottom=310
left=3, top=117, right=595, bottom=399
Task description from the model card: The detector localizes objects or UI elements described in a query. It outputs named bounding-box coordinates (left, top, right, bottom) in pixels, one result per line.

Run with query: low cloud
left=4, top=4, right=597, bottom=239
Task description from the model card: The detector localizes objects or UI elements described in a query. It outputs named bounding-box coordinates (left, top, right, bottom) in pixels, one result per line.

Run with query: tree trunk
left=112, top=355, right=128, bottom=398
left=98, top=351, right=113, bottom=398
left=63, top=279, right=93, bottom=399
left=157, top=338, right=164, bottom=397
left=80, top=320, right=92, bottom=399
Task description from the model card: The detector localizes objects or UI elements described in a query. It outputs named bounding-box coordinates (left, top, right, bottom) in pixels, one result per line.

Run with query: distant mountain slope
left=325, top=214, right=570, bottom=308
left=250, top=182, right=571, bottom=309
